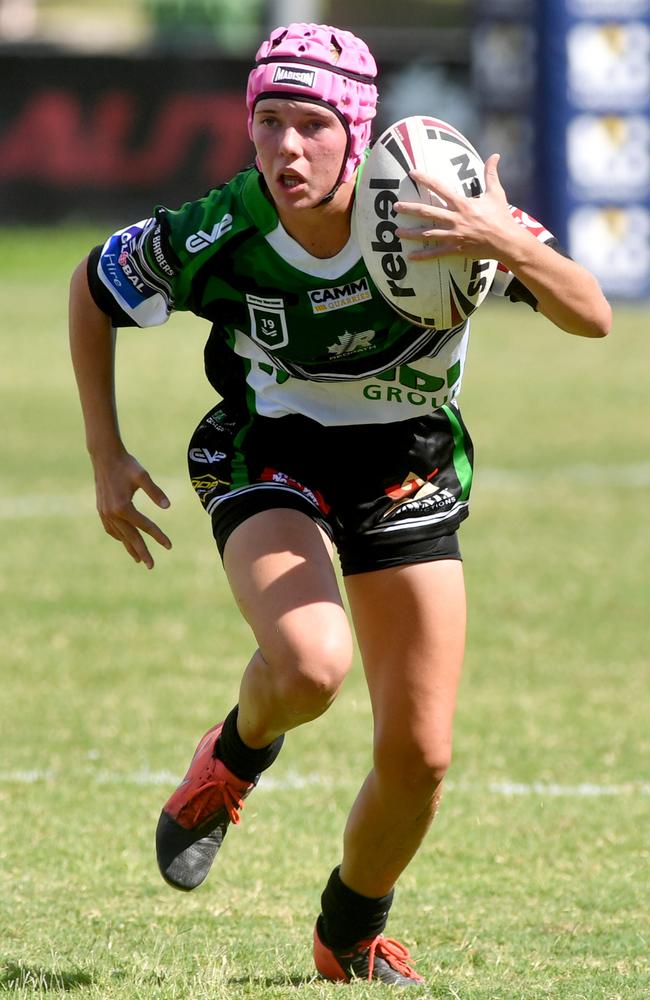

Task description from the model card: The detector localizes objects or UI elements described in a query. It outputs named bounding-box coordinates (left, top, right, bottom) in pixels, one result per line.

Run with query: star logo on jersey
left=327, top=330, right=376, bottom=356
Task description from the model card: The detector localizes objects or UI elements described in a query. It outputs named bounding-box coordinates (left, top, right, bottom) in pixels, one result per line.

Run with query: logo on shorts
left=206, top=411, right=236, bottom=432
left=309, top=277, right=372, bottom=314
left=382, top=470, right=443, bottom=518
left=259, top=468, right=331, bottom=515
left=191, top=476, right=228, bottom=489
left=273, top=65, right=316, bottom=88
left=189, top=447, right=227, bottom=464
left=246, top=294, right=289, bottom=349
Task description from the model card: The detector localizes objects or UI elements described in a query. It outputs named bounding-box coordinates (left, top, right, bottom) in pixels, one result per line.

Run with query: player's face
left=252, top=99, right=348, bottom=211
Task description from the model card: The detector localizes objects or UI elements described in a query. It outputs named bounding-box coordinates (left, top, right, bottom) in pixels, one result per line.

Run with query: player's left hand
left=395, top=153, right=521, bottom=261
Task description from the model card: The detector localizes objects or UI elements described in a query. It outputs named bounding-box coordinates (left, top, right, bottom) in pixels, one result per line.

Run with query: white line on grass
left=477, top=462, right=650, bottom=489
left=0, top=494, right=93, bottom=518
left=0, top=769, right=57, bottom=783
left=1, top=768, right=648, bottom=798
left=2, top=463, right=650, bottom=518
left=485, top=780, right=650, bottom=798
left=0, top=479, right=187, bottom=519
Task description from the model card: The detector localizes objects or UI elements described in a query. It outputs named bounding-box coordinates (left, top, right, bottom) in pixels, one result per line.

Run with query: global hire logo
left=309, top=277, right=372, bottom=314
left=273, top=65, right=316, bottom=88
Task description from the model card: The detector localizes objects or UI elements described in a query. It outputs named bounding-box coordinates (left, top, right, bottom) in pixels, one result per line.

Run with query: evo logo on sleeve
left=185, top=213, right=233, bottom=253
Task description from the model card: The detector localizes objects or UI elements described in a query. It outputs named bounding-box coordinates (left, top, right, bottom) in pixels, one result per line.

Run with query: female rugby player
left=69, top=23, right=611, bottom=986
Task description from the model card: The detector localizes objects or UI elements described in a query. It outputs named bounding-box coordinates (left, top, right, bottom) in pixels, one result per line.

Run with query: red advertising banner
left=0, top=52, right=255, bottom=222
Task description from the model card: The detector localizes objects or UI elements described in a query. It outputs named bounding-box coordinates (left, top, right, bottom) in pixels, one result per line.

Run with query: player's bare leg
left=157, top=507, right=353, bottom=890
left=342, top=558, right=465, bottom=895
left=313, top=558, right=465, bottom=984
left=224, top=508, right=354, bottom=747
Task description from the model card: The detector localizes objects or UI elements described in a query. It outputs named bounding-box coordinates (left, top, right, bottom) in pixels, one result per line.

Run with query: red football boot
left=313, top=918, right=425, bottom=986
left=156, top=722, right=257, bottom=891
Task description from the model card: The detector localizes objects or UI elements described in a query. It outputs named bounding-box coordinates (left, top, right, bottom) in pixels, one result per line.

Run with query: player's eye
left=255, top=112, right=279, bottom=128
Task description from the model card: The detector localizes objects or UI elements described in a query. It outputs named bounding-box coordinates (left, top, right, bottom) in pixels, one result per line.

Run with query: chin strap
left=316, top=185, right=340, bottom=206
left=315, top=126, right=352, bottom=207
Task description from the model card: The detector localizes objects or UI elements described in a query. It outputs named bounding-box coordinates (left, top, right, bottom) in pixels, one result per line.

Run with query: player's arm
left=471, top=156, right=611, bottom=337
left=69, top=255, right=172, bottom=569
left=396, top=153, right=612, bottom=339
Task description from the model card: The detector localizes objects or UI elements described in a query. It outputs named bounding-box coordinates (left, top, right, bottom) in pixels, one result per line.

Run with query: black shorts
left=188, top=402, right=474, bottom=576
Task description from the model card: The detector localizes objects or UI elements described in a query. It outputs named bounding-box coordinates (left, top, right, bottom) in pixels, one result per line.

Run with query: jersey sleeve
left=87, top=214, right=182, bottom=328
left=490, top=205, right=565, bottom=310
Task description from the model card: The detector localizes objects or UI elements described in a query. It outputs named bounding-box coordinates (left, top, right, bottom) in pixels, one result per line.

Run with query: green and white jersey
left=89, top=166, right=547, bottom=425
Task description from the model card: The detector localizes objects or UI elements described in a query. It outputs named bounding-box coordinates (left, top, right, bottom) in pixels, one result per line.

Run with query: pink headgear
left=246, top=23, right=378, bottom=186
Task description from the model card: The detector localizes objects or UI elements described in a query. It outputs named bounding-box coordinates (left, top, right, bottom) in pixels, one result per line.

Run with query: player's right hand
left=92, top=450, right=172, bottom=569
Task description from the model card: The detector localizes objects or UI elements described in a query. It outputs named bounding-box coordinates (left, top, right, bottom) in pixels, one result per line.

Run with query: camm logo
left=308, top=277, right=372, bottom=313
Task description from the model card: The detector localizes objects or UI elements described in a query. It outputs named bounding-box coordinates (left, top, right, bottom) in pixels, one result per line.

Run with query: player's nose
left=278, top=125, right=302, bottom=157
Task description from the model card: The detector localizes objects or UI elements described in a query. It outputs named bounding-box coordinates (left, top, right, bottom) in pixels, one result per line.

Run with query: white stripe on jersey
left=264, top=223, right=362, bottom=279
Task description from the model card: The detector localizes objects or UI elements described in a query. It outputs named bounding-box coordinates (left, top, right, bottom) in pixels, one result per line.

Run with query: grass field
left=1, top=227, right=649, bottom=999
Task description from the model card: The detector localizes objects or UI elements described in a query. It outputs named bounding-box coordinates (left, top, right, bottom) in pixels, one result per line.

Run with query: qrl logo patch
left=246, top=294, right=289, bottom=349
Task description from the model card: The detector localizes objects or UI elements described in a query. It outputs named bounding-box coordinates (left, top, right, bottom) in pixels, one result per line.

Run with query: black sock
left=319, top=866, right=394, bottom=949
left=213, top=705, right=284, bottom=782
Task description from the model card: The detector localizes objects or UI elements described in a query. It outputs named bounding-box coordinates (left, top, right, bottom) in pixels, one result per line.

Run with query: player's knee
left=265, top=626, right=353, bottom=718
left=292, top=629, right=353, bottom=706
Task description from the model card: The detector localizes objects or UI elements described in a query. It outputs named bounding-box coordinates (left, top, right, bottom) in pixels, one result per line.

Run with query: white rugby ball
left=354, top=115, right=498, bottom=329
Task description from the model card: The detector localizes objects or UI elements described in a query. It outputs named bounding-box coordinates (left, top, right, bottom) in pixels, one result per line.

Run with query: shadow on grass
left=228, top=973, right=440, bottom=1000
left=0, top=962, right=94, bottom=992
left=228, top=973, right=316, bottom=988
left=227, top=972, right=435, bottom=992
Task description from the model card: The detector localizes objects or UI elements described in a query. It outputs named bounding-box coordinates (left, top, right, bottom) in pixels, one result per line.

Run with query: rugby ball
left=354, top=116, right=498, bottom=329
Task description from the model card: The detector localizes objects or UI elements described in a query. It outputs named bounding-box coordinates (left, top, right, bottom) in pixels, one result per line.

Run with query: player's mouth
left=278, top=170, right=307, bottom=191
